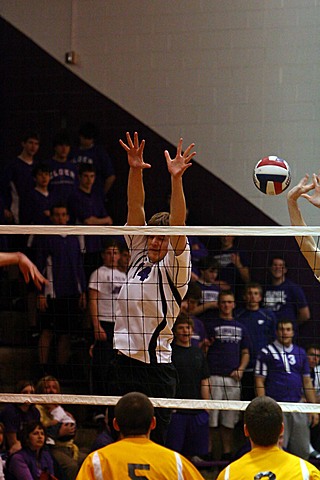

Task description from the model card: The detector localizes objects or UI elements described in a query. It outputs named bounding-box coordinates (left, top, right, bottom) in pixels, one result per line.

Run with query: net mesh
left=0, top=224, right=319, bottom=417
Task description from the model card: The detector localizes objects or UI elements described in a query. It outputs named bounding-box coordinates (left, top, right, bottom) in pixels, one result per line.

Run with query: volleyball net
left=0, top=224, right=319, bottom=416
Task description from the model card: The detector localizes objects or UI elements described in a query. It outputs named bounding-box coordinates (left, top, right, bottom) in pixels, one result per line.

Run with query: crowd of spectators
left=0, top=126, right=319, bottom=478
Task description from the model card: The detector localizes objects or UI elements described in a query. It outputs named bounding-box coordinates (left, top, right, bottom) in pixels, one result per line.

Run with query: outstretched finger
left=119, top=139, right=130, bottom=152
left=176, top=138, right=183, bottom=156
left=138, top=138, right=146, bottom=155
left=183, top=143, right=195, bottom=158
left=133, top=131, right=140, bottom=149
left=126, top=131, right=135, bottom=148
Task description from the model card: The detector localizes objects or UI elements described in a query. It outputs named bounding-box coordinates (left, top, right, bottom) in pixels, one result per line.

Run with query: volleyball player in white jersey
left=111, top=132, right=194, bottom=445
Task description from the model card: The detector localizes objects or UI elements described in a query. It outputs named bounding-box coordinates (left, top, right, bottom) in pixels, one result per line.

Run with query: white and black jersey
left=114, top=234, right=191, bottom=364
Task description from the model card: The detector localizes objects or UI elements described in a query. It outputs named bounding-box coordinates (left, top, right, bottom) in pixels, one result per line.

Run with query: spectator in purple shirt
left=0, top=381, right=40, bottom=454
left=6, top=420, right=54, bottom=480
left=47, top=130, right=78, bottom=205
left=255, top=319, right=318, bottom=459
left=34, top=205, right=86, bottom=376
left=263, top=256, right=310, bottom=328
left=70, top=122, right=116, bottom=199
left=68, top=163, right=113, bottom=280
left=207, top=290, right=250, bottom=461
left=1, top=130, right=40, bottom=226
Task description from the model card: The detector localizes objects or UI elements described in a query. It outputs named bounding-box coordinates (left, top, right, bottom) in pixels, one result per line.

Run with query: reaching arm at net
left=0, top=251, right=47, bottom=289
left=166, top=138, right=195, bottom=256
left=120, top=131, right=150, bottom=226
left=287, top=174, right=320, bottom=278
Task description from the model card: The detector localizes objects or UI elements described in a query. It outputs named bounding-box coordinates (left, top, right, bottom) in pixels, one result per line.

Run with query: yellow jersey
left=217, top=445, right=320, bottom=480
left=76, top=437, right=204, bottom=480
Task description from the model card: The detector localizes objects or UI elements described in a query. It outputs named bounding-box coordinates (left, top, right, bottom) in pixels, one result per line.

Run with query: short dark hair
left=147, top=212, right=170, bottom=226
left=218, top=290, right=235, bottom=303
left=244, top=396, right=283, bottom=446
left=276, top=318, right=294, bottom=331
left=243, top=282, right=263, bottom=296
left=115, top=392, right=154, bottom=436
left=268, top=255, right=286, bottom=267
left=306, top=344, right=320, bottom=353
left=198, top=256, right=219, bottom=271
left=20, top=421, right=46, bottom=449
left=173, top=312, right=194, bottom=333
left=52, top=129, right=71, bottom=148
left=50, top=203, right=68, bottom=216
left=184, top=281, right=202, bottom=301
left=21, top=130, right=40, bottom=143
left=79, top=122, right=98, bottom=139
left=32, top=162, right=50, bottom=177
left=78, top=163, right=96, bottom=175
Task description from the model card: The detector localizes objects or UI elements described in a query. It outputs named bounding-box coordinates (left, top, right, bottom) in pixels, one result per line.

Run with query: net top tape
left=0, top=394, right=318, bottom=413
left=0, top=225, right=319, bottom=236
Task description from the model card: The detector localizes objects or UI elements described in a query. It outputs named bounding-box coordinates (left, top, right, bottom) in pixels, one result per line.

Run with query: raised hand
left=119, top=131, right=151, bottom=170
left=165, top=138, right=195, bottom=178
left=301, top=173, right=320, bottom=208
left=287, top=174, right=314, bottom=202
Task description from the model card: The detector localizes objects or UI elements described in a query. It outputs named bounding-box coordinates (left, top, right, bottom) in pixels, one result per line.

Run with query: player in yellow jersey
left=218, top=396, right=320, bottom=480
left=76, top=392, right=204, bottom=480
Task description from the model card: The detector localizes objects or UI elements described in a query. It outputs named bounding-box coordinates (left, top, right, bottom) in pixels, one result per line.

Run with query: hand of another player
left=300, top=173, right=320, bottom=208
left=18, top=253, right=48, bottom=290
left=119, top=132, right=151, bottom=170
left=287, top=174, right=314, bottom=203
left=165, top=138, right=195, bottom=178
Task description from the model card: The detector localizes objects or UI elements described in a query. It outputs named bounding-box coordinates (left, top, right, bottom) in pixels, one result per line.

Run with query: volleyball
left=253, top=156, right=291, bottom=195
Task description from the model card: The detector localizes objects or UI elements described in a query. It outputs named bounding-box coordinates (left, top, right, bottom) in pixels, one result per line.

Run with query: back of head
left=147, top=212, right=170, bottom=226
left=244, top=396, right=283, bottom=446
left=115, top=392, right=154, bottom=436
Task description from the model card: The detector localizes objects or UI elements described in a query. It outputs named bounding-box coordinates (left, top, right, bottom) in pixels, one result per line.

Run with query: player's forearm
left=0, top=252, right=20, bottom=267
left=127, top=168, right=145, bottom=225
left=170, top=176, right=186, bottom=226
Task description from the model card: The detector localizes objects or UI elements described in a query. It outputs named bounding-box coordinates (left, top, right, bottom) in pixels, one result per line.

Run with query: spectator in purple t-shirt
left=207, top=290, right=250, bottom=461
left=69, top=122, right=116, bottom=199
left=0, top=380, right=40, bottom=454
left=68, top=163, right=113, bottom=280
left=213, top=236, right=251, bottom=303
left=255, top=319, right=318, bottom=459
left=6, top=420, right=54, bottom=480
left=263, top=256, right=310, bottom=328
left=193, top=256, right=230, bottom=327
left=1, top=130, right=40, bottom=226
left=47, top=130, right=78, bottom=205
